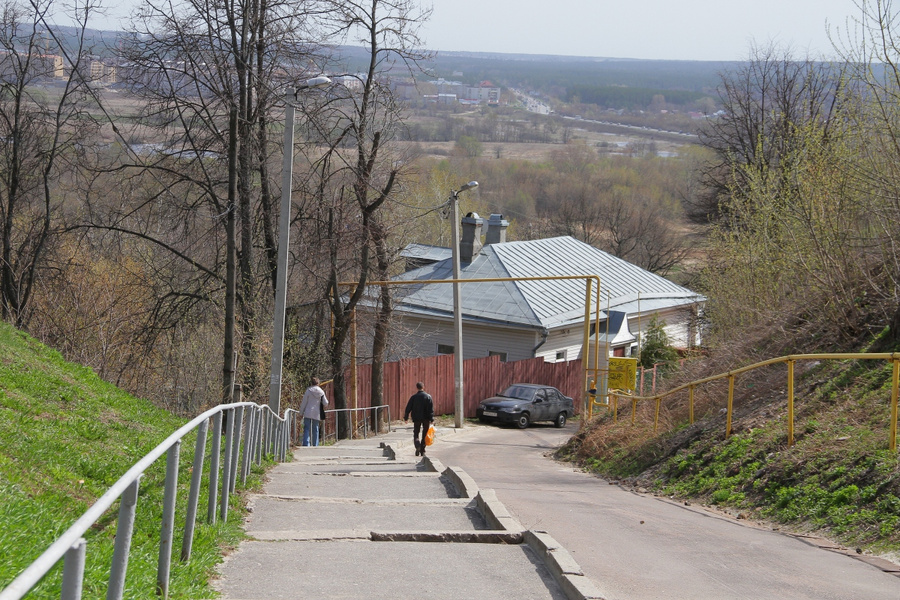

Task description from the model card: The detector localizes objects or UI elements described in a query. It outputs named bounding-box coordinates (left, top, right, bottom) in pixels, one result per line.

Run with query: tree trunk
left=223, top=108, right=238, bottom=404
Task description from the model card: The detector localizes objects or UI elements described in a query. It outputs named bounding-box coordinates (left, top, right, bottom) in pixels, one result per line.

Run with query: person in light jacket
left=299, top=377, right=328, bottom=447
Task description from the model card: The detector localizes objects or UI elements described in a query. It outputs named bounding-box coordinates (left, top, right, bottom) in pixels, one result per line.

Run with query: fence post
left=688, top=385, right=695, bottom=425
left=240, top=408, right=254, bottom=486
left=654, top=397, right=661, bottom=432
left=787, top=360, right=795, bottom=447
left=207, top=412, right=221, bottom=524
left=891, top=359, right=899, bottom=451
left=229, top=406, right=243, bottom=493
left=107, top=477, right=140, bottom=600
left=61, top=538, right=86, bottom=600
left=182, top=420, right=208, bottom=562
left=220, top=408, right=235, bottom=523
left=157, top=441, right=180, bottom=598
left=726, top=374, right=735, bottom=438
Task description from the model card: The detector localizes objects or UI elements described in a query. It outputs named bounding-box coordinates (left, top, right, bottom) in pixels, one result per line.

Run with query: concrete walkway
left=213, top=425, right=604, bottom=600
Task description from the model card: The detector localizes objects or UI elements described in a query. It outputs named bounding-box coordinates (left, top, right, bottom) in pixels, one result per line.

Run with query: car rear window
left=502, top=386, right=536, bottom=401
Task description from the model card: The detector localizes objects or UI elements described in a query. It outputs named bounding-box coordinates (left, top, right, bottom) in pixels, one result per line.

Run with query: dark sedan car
left=476, top=383, right=575, bottom=429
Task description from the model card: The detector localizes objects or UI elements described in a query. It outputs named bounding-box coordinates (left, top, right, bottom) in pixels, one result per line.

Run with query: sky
left=421, top=0, right=860, bottom=61
left=89, top=0, right=860, bottom=62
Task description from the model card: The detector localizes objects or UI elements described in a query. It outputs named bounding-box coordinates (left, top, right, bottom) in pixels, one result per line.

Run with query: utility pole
left=449, top=181, right=478, bottom=428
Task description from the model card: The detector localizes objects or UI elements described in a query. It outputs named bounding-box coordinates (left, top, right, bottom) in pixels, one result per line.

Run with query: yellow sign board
left=608, top=357, right=638, bottom=391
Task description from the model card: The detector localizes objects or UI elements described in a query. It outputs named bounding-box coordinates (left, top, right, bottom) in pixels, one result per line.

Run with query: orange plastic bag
left=424, top=424, right=435, bottom=446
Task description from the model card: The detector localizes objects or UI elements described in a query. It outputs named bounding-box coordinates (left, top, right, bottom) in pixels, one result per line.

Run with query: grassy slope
left=561, top=339, right=900, bottom=557
left=0, top=322, right=257, bottom=598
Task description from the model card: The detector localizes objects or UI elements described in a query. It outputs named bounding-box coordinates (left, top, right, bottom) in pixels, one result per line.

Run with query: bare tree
left=0, top=0, right=98, bottom=327
left=696, top=44, right=845, bottom=224
left=294, top=0, right=431, bottom=435
left=107, top=0, right=325, bottom=403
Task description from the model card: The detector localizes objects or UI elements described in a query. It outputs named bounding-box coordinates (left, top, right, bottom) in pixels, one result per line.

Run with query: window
left=555, top=350, right=567, bottom=361
left=489, top=351, right=508, bottom=362
left=437, top=344, right=454, bottom=355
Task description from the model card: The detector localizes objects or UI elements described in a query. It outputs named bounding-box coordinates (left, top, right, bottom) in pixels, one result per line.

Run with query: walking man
left=299, top=377, right=328, bottom=447
left=404, top=382, right=434, bottom=457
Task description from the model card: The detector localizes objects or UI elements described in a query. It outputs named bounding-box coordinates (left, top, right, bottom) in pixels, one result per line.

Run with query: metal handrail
left=603, top=352, right=900, bottom=449
left=286, top=404, right=392, bottom=444
left=0, top=401, right=294, bottom=600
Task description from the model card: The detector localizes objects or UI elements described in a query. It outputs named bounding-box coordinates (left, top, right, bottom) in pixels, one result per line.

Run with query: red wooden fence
left=329, top=355, right=585, bottom=420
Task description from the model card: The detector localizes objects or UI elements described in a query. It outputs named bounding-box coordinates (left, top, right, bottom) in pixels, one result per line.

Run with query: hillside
left=561, top=328, right=900, bottom=561
left=0, top=322, right=253, bottom=598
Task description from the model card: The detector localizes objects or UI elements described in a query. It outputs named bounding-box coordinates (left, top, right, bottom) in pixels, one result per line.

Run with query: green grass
left=0, top=322, right=265, bottom=598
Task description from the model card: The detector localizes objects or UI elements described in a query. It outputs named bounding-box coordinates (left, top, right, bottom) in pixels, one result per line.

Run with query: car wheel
left=516, top=413, right=530, bottom=429
left=554, top=412, right=567, bottom=428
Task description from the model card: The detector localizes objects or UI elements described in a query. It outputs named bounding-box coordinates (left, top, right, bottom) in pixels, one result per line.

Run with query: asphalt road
left=430, top=422, right=900, bottom=600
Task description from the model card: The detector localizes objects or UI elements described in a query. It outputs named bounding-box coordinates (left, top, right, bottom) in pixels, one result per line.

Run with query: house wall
left=535, top=327, right=585, bottom=363
left=392, top=316, right=540, bottom=363
left=388, top=306, right=699, bottom=366
left=628, top=306, right=698, bottom=350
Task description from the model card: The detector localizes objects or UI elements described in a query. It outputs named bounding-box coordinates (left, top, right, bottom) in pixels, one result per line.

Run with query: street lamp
left=450, top=180, right=478, bottom=428
left=269, top=76, right=332, bottom=414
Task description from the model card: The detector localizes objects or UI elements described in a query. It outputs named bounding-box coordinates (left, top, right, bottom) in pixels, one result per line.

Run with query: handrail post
left=207, top=413, right=222, bottom=524
left=220, top=408, right=235, bottom=522
left=787, top=360, right=795, bottom=447
left=726, top=374, right=735, bottom=438
left=157, top=441, right=180, bottom=598
left=61, top=538, right=86, bottom=600
left=107, top=477, right=140, bottom=600
left=181, top=420, right=208, bottom=562
left=229, top=406, right=243, bottom=493
left=240, top=408, right=254, bottom=486
left=891, top=358, right=899, bottom=451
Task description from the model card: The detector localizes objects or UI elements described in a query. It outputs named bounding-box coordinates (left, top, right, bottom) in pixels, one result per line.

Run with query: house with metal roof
left=389, top=213, right=705, bottom=365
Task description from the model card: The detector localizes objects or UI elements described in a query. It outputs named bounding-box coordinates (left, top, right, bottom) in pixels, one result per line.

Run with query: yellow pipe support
left=891, top=359, right=899, bottom=452
left=787, top=360, right=795, bottom=447
left=688, top=385, right=694, bottom=425
left=582, top=279, right=593, bottom=422
left=726, top=374, right=734, bottom=438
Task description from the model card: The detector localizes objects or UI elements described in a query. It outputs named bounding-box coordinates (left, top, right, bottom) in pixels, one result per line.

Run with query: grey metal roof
left=400, top=243, right=453, bottom=263
left=392, top=236, right=704, bottom=331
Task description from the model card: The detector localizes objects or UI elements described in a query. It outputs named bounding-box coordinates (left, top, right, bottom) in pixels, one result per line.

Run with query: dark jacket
left=404, top=391, right=434, bottom=423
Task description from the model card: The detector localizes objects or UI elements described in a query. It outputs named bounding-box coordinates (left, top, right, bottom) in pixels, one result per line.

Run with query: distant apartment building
left=0, top=50, right=64, bottom=80
left=463, top=81, right=500, bottom=105
left=425, top=78, right=500, bottom=106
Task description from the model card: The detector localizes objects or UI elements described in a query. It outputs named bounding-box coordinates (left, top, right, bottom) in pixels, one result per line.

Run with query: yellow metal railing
left=602, top=353, right=900, bottom=450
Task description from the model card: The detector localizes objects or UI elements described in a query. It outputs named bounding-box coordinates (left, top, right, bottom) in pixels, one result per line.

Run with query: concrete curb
left=373, top=437, right=603, bottom=599
left=476, top=489, right=525, bottom=533
left=370, top=530, right=524, bottom=543
left=524, top=530, right=608, bottom=600
left=441, top=465, right=480, bottom=498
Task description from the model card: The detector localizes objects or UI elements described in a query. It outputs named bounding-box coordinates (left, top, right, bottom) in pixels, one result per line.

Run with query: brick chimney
left=460, top=212, right=483, bottom=263
left=484, top=213, right=508, bottom=246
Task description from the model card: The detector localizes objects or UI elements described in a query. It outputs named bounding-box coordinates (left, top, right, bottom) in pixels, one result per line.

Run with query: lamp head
left=297, top=76, right=332, bottom=92
left=458, top=181, right=479, bottom=194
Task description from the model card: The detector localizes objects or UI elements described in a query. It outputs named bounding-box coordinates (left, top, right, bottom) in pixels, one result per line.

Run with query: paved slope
left=431, top=422, right=900, bottom=600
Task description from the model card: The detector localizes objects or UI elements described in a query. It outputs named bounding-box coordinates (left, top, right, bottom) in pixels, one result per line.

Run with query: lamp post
left=269, top=76, right=331, bottom=415
left=450, top=181, right=478, bottom=428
